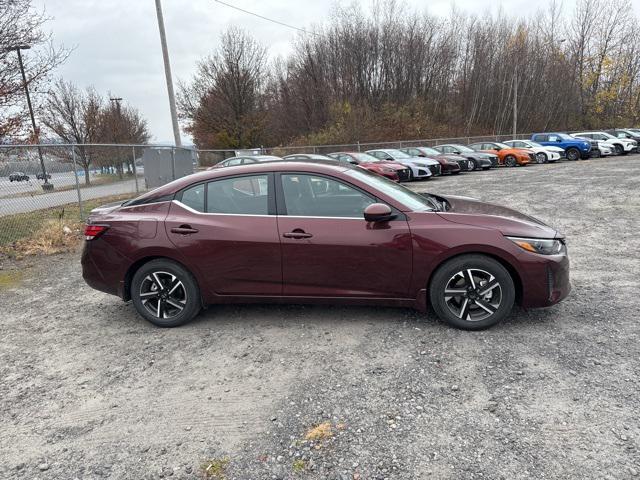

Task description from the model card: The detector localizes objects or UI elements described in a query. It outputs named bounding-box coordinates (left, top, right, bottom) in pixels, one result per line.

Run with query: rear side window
left=207, top=175, right=269, bottom=215
left=180, top=184, right=205, bottom=212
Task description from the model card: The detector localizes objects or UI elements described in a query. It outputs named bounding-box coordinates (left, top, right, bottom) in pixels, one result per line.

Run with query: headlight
left=507, top=236, right=565, bottom=255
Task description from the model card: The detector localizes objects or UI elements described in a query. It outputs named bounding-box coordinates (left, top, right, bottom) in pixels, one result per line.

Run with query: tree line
left=179, top=0, right=640, bottom=149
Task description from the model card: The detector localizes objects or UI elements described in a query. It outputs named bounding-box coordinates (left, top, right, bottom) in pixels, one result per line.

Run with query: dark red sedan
left=82, top=162, right=570, bottom=330
left=327, top=151, right=411, bottom=182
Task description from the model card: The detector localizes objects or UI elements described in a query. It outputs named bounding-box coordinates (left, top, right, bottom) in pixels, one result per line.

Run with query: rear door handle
left=283, top=230, right=313, bottom=239
left=171, top=225, right=199, bottom=235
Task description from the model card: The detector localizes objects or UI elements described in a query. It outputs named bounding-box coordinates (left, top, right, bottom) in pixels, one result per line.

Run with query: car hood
left=378, top=161, right=409, bottom=170
left=469, top=152, right=495, bottom=160
left=435, top=194, right=560, bottom=238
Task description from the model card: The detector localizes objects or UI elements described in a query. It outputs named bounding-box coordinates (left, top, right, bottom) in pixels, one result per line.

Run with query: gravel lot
left=1, top=155, right=639, bottom=479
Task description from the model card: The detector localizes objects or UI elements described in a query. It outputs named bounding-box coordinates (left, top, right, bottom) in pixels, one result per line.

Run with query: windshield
left=384, top=149, right=411, bottom=159
left=495, top=142, right=511, bottom=149
left=451, top=145, right=474, bottom=153
left=351, top=152, right=380, bottom=163
left=419, top=147, right=441, bottom=155
left=599, top=132, right=616, bottom=139
left=345, top=168, right=434, bottom=212
left=559, top=133, right=574, bottom=140
left=528, top=141, right=542, bottom=147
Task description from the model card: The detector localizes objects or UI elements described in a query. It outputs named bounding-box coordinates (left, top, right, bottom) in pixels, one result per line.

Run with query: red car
left=328, top=152, right=411, bottom=182
left=82, top=162, right=570, bottom=330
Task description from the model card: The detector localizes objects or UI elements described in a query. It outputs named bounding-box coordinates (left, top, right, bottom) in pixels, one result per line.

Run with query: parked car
left=81, top=161, right=570, bottom=330
left=9, top=172, right=29, bottom=182
left=531, top=133, right=592, bottom=160
left=503, top=140, right=562, bottom=163
left=605, top=128, right=640, bottom=143
left=327, top=152, right=411, bottom=182
left=401, top=146, right=488, bottom=172
left=36, top=172, right=52, bottom=180
left=467, top=142, right=533, bottom=167
left=282, top=153, right=335, bottom=161
left=366, top=149, right=439, bottom=180
left=591, top=141, right=615, bottom=157
left=432, top=144, right=498, bottom=169
left=573, top=131, right=637, bottom=155
left=210, top=155, right=282, bottom=169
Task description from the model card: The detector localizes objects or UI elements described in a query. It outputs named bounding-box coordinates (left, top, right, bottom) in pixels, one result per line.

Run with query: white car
left=503, top=140, right=562, bottom=163
left=366, top=148, right=440, bottom=179
left=595, top=142, right=614, bottom=157
left=574, top=131, right=637, bottom=155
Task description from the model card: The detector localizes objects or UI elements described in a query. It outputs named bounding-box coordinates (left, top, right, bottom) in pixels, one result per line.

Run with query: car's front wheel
left=535, top=152, right=547, bottom=164
left=429, top=254, right=515, bottom=330
left=131, top=259, right=201, bottom=327
left=504, top=155, right=517, bottom=167
left=566, top=148, right=580, bottom=161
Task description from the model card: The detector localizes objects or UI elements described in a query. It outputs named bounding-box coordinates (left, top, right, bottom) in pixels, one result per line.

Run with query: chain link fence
left=0, top=143, right=197, bottom=247
left=0, top=130, right=594, bottom=247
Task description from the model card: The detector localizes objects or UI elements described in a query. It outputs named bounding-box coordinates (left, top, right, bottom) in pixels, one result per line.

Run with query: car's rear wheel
left=535, top=152, right=547, bottom=164
left=131, top=259, right=201, bottom=327
left=566, top=148, right=580, bottom=161
left=505, top=155, right=517, bottom=167
left=429, top=254, right=515, bottom=330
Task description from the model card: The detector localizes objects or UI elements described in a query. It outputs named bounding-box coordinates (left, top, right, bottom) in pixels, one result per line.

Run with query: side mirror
left=364, top=203, right=396, bottom=222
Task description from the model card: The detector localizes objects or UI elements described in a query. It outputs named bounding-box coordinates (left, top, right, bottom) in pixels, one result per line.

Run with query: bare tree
left=41, top=80, right=103, bottom=184
left=178, top=27, right=267, bottom=148
left=0, top=0, right=68, bottom=138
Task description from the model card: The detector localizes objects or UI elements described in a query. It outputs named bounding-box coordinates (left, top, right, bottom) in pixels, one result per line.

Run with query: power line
left=213, top=0, right=318, bottom=36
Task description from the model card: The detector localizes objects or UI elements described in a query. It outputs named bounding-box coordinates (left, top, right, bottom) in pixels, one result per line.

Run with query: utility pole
left=6, top=45, right=52, bottom=190
left=110, top=97, right=124, bottom=177
left=154, top=0, right=182, bottom=147
left=512, top=72, right=518, bottom=139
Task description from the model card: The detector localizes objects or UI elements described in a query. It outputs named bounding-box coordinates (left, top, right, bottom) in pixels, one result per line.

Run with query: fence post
left=170, top=147, right=176, bottom=180
left=71, top=145, right=84, bottom=220
left=357, top=141, right=361, bottom=152
left=132, top=146, right=139, bottom=194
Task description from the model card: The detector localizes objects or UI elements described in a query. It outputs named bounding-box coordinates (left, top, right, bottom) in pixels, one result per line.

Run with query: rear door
left=166, top=174, right=282, bottom=296
left=276, top=172, right=412, bottom=298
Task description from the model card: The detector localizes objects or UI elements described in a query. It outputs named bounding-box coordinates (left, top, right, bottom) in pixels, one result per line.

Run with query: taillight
left=84, top=224, right=109, bottom=240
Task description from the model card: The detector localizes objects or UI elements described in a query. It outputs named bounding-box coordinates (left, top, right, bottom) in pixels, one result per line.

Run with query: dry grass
left=292, top=459, right=307, bottom=473
left=2, top=219, right=83, bottom=258
left=0, top=270, right=24, bottom=290
left=304, top=421, right=333, bottom=441
left=200, top=457, right=230, bottom=479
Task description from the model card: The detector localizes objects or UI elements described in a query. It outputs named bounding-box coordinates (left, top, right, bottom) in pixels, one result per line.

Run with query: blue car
left=530, top=133, right=592, bottom=161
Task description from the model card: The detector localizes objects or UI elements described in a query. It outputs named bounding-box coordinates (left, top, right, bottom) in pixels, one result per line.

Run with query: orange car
left=468, top=142, right=533, bottom=167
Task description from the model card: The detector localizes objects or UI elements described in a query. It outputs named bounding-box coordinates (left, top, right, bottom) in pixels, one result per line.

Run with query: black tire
left=429, top=254, right=515, bottom=330
left=566, top=148, right=580, bottom=161
left=591, top=149, right=602, bottom=158
left=131, top=259, right=201, bottom=327
left=408, top=169, right=415, bottom=181
left=535, top=152, right=547, bottom=164
left=452, top=170, right=461, bottom=175
left=505, top=155, right=517, bottom=167
left=614, top=144, right=624, bottom=155
left=470, top=159, right=479, bottom=170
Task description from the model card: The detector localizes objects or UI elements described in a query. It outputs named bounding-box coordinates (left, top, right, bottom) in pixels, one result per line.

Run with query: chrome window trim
left=172, top=200, right=367, bottom=220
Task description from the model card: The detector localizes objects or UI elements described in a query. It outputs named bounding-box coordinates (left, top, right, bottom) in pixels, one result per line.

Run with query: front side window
left=281, top=174, right=375, bottom=217
left=207, top=175, right=269, bottom=215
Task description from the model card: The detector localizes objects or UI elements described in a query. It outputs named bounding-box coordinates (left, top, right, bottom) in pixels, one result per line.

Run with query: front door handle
left=283, top=229, right=313, bottom=239
left=171, top=225, right=199, bottom=235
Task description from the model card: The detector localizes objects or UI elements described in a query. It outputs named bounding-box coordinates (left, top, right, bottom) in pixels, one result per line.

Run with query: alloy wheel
left=139, top=271, right=187, bottom=319
left=535, top=152, right=547, bottom=164
left=444, top=269, right=502, bottom=322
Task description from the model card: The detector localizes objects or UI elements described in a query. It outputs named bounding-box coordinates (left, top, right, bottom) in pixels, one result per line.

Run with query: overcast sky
left=31, top=0, right=640, bottom=144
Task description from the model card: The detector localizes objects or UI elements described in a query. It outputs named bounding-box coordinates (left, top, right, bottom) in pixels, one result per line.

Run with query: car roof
left=228, top=155, right=281, bottom=160
left=135, top=161, right=352, bottom=200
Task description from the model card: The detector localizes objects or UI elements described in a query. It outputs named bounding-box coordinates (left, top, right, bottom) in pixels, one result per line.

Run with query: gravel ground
left=1, top=155, right=639, bottom=479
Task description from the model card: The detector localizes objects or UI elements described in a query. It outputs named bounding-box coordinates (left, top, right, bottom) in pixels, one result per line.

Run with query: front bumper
left=521, top=253, right=571, bottom=308
left=442, top=162, right=461, bottom=174
left=409, top=165, right=433, bottom=179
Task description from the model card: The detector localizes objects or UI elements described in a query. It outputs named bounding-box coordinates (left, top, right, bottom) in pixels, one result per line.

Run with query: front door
left=276, top=173, right=412, bottom=298
left=166, top=173, right=282, bottom=296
